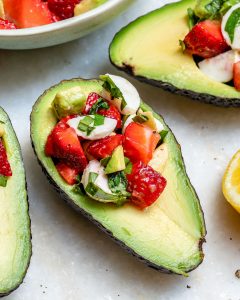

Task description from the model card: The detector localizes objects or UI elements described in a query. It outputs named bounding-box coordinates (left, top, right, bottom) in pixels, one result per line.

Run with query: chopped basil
left=100, top=75, right=127, bottom=110
left=0, top=175, right=7, bottom=187
left=205, top=0, right=222, bottom=18
left=108, top=171, right=130, bottom=197
left=124, top=161, right=133, bottom=175
left=225, top=7, right=240, bottom=42
left=187, top=8, right=199, bottom=29
left=220, top=0, right=240, bottom=16
left=179, top=40, right=186, bottom=52
left=124, top=157, right=130, bottom=165
left=89, top=172, right=98, bottom=183
left=72, top=183, right=85, bottom=195
left=100, top=156, right=111, bottom=167
left=78, top=115, right=105, bottom=136
left=160, top=130, right=168, bottom=141
left=132, top=114, right=149, bottom=124
left=89, top=98, right=109, bottom=114
left=94, top=114, right=105, bottom=126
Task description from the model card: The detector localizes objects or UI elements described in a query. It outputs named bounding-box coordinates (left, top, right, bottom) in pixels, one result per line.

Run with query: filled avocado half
left=0, top=107, right=31, bottom=296
left=109, top=0, right=240, bottom=106
left=30, top=77, right=206, bottom=275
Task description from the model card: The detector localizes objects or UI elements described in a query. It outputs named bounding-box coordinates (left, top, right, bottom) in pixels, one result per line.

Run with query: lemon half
left=223, top=150, right=240, bottom=213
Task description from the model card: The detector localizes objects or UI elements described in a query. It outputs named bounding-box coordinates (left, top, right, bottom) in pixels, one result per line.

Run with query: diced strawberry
left=123, top=122, right=160, bottom=164
left=47, top=121, right=87, bottom=172
left=0, top=18, right=17, bottom=29
left=127, top=161, right=167, bottom=209
left=56, top=161, right=78, bottom=185
left=98, top=102, right=122, bottom=129
left=87, top=134, right=123, bottom=160
left=45, top=134, right=54, bottom=156
left=183, top=20, right=229, bottom=58
left=47, top=0, right=80, bottom=20
left=0, top=139, right=12, bottom=177
left=83, top=92, right=102, bottom=114
left=4, top=0, right=55, bottom=29
left=233, top=61, right=240, bottom=91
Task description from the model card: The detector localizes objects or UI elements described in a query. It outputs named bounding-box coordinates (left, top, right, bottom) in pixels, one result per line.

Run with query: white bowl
left=0, top=0, right=133, bottom=50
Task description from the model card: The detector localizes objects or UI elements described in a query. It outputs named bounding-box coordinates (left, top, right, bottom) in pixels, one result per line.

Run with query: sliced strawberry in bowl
left=47, top=0, right=81, bottom=20
left=4, top=0, right=56, bottom=28
left=0, top=139, right=12, bottom=177
left=183, top=20, right=229, bottom=58
left=127, top=161, right=167, bottom=209
left=123, top=122, right=160, bottom=164
left=0, top=18, right=17, bottom=29
left=87, top=134, right=123, bottom=160
left=56, top=161, right=78, bottom=185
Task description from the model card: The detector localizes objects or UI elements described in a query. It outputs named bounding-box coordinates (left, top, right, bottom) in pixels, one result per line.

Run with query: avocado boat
left=30, top=76, right=206, bottom=275
left=109, top=0, right=240, bottom=106
left=0, top=108, right=31, bottom=296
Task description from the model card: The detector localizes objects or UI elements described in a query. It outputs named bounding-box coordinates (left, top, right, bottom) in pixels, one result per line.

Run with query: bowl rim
left=0, top=0, right=127, bottom=37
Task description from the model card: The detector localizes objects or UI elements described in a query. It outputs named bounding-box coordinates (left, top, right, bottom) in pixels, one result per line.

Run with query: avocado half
left=30, top=78, right=206, bottom=275
left=109, top=0, right=240, bottom=106
left=0, top=108, right=31, bottom=297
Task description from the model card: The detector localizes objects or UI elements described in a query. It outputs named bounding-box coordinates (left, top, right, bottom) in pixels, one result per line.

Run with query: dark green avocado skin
left=30, top=79, right=206, bottom=275
left=111, top=63, right=240, bottom=107
left=0, top=108, right=32, bottom=298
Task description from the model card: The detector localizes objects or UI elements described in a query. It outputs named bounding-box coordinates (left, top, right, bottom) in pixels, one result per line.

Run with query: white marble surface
left=1, top=0, right=240, bottom=299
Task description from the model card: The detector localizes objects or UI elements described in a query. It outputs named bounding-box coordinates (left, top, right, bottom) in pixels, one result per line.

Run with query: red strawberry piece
left=4, top=0, right=55, bottom=28
left=0, top=18, right=17, bottom=29
left=83, top=92, right=102, bottom=114
left=45, top=134, right=54, bottom=157
left=47, top=0, right=80, bottom=20
left=47, top=121, right=87, bottom=172
left=127, top=161, right=167, bottom=209
left=87, top=134, right=123, bottom=160
left=56, top=161, right=78, bottom=185
left=183, top=20, right=229, bottom=58
left=0, top=139, right=12, bottom=177
left=45, top=115, right=78, bottom=157
left=98, top=102, right=122, bottom=129
left=233, top=61, right=240, bottom=91
left=123, top=122, right=160, bottom=164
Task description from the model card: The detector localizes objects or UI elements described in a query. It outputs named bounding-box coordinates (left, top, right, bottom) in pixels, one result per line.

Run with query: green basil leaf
left=160, top=130, right=168, bottom=141
left=132, top=114, right=149, bottom=124
left=89, top=98, right=109, bottom=114
left=100, top=75, right=127, bottom=110
left=108, top=171, right=130, bottom=196
left=225, top=7, right=240, bottom=42
left=187, top=8, right=199, bottom=29
left=94, top=114, right=105, bottom=126
left=0, top=175, right=7, bottom=187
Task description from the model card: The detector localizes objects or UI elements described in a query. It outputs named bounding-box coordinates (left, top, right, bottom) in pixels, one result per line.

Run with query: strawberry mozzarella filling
left=45, top=75, right=167, bottom=208
left=182, top=3, right=240, bottom=90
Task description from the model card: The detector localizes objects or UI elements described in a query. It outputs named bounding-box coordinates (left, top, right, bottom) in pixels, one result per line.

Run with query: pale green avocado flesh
left=109, top=0, right=240, bottom=105
left=31, top=79, right=206, bottom=275
left=0, top=108, right=31, bottom=296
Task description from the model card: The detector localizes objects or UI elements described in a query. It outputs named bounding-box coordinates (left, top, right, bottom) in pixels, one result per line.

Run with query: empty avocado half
left=0, top=108, right=31, bottom=296
left=109, top=0, right=240, bottom=106
left=30, top=78, right=206, bottom=275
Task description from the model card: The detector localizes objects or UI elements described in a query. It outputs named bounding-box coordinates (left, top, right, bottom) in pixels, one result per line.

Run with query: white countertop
left=2, top=1, right=240, bottom=299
